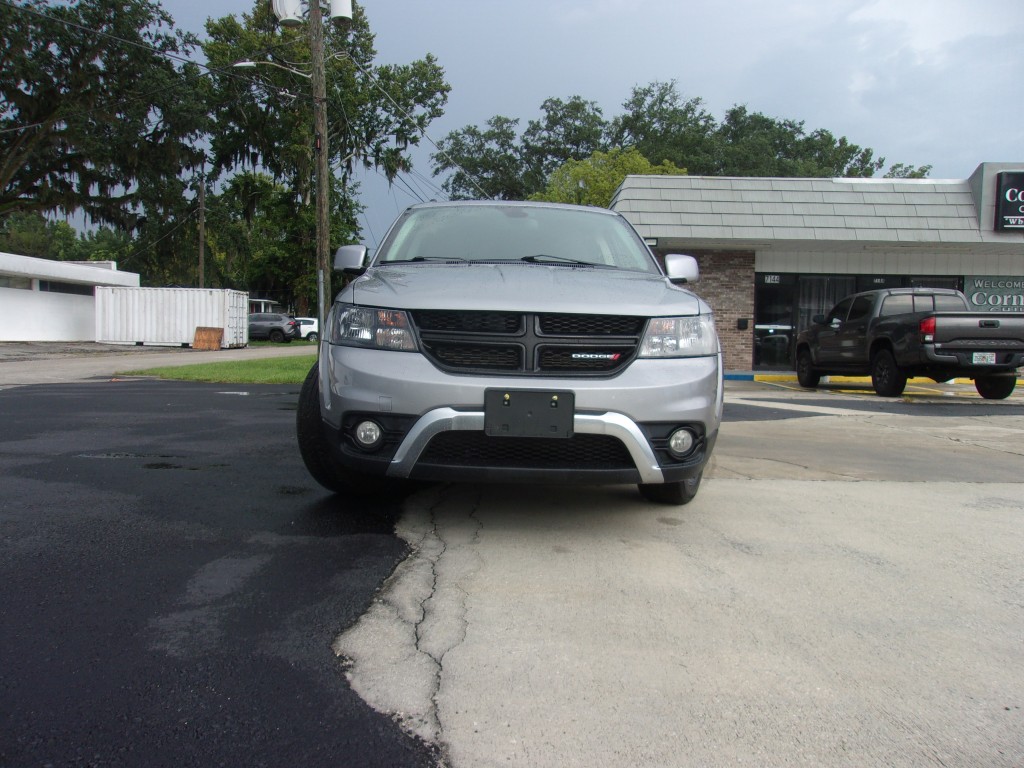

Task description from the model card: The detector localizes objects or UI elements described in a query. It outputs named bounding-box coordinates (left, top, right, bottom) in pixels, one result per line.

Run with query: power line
left=338, top=51, right=491, bottom=199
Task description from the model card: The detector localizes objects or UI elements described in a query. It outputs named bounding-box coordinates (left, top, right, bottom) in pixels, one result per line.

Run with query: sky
left=159, top=0, right=1024, bottom=247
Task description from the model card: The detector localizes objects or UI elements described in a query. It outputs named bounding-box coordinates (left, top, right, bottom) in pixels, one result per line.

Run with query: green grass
left=121, top=354, right=317, bottom=384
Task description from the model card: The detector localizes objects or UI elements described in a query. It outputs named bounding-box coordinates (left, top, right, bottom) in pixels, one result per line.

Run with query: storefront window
left=754, top=274, right=797, bottom=369
left=753, top=273, right=976, bottom=370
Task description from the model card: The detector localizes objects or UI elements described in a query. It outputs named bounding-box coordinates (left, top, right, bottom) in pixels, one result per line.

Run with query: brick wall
left=674, top=251, right=755, bottom=371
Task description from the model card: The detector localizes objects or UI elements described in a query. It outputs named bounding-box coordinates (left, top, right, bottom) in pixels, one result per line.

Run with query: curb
left=725, top=372, right=1024, bottom=384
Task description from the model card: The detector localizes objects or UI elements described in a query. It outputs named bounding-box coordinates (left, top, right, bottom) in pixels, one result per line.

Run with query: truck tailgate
left=932, top=312, right=1024, bottom=347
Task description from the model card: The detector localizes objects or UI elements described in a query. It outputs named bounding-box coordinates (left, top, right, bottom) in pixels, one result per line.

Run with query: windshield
left=374, top=205, right=661, bottom=274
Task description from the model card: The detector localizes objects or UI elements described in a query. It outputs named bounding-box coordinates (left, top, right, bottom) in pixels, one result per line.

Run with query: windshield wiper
left=382, top=256, right=468, bottom=264
left=520, top=254, right=608, bottom=268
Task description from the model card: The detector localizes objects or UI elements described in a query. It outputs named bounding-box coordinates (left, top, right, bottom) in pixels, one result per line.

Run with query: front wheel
left=975, top=374, right=1017, bottom=400
left=638, top=471, right=702, bottom=505
left=871, top=349, right=907, bottom=397
left=296, top=363, right=406, bottom=499
left=795, top=348, right=820, bottom=388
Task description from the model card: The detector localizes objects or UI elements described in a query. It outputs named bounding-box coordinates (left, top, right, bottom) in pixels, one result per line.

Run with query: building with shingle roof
left=611, top=162, right=1024, bottom=371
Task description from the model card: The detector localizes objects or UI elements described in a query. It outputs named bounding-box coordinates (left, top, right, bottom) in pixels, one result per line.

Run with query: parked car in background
left=248, top=313, right=300, bottom=343
left=294, top=317, right=319, bottom=342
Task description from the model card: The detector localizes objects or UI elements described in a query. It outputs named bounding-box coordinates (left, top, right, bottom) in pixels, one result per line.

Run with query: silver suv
left=297, top=201, right=723, bottom=504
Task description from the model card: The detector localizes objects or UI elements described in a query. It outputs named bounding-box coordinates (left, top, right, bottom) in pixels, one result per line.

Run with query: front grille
left=422, top=341, right=522, bottom=371
left=411, top=310, right=645, bottom=376
left=417, top=431, right=635, bottom=470
left=539, top=314, right=645, bottom=336
left=412, top=310, right=523, bottom=334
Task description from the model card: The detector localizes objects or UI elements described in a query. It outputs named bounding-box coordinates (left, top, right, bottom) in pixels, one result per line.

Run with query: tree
left=0, top=0, right=209, bottom=229
left=608, top=81, right=718, bottom=174
left=434, top=96, right=611, bottom=200
left=198, top=170, right=356, bottom=312
left=521, top=97, right=609, bottom=191
left=431, top=116, right=526, bottom=200
left=203, top=1, right=449, bottom=206
left=885, top=163, right=933, bottom=179
left=201, top=1, right=449, bottom=304
left=0, top=210, right=129, bottom=262
left=714, top=105, right=884, bottom=177
left=433, top=79, right=932, bottom=200
left=530, top=147, right=686, bottom=208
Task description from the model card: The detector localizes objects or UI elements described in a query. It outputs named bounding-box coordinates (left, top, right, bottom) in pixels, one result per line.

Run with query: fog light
left=354, top=420, right=383, bottom=449
left=668, top=428, right=696, bottom=458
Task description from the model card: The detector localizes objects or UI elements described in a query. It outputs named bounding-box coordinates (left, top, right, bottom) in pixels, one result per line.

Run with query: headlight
left=639, top=315, right=718, bottom=358
left=329, top=304, right=418, bottom=351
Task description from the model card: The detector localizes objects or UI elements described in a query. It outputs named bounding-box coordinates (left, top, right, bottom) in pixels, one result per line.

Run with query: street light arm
left=232, top=60, right=312, bottom=79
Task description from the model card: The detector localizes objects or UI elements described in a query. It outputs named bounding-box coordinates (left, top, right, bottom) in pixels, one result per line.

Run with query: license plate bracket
left=484, top=389, right=574, bottom=438
left=973, top=352, right=997, bottom=365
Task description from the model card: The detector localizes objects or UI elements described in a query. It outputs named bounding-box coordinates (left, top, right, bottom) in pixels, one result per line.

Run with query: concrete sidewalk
left=0, top=342, right=316, bottom=387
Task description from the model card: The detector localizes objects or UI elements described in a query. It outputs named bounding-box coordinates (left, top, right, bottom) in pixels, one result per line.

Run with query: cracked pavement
left=332, top=386, right=1024, bottom=767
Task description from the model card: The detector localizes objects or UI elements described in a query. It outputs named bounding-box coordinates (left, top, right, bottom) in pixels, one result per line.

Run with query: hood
left=342, top=263, right=709, bottom=317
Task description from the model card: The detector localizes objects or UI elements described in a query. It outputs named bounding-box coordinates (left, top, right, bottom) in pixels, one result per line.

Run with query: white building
left=0, top=252, right=140, bottom=341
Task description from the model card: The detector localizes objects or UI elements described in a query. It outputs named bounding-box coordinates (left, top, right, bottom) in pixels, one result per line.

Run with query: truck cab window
left=826, top=298, right=853, bottom=324
left=913, top=295, right=935, bottom=312
left=935, top=294, right=968, bottom=311
left=847, top=296, right=873, bottom=323
left=881, top=295, right=913, bottom=316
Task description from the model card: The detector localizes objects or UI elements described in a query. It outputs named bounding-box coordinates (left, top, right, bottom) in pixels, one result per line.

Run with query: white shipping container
left=95, top=287, right=249, bottom=348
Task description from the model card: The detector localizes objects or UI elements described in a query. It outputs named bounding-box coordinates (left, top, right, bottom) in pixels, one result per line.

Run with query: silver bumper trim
left=385, top=408, right=665, bottom=484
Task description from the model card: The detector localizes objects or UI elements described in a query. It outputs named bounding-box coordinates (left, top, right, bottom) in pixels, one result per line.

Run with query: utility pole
left=308, top=0, right=330, bottom=354
left=269, top=0, right=351, bottom=346
left=198, top=166, right=206, bottom=288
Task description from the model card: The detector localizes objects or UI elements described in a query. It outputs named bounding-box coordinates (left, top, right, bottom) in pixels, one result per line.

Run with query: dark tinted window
left=913, top=295, right=934, bottom=312
left=935, top=294, right=968, bottom=311
left=880, top=295, right=913, bottom=316
left=39, top=280, right=93, bottom=296
left=847, top=296, right=874, bottom=323
left=826, top=298, right=853, bottom=323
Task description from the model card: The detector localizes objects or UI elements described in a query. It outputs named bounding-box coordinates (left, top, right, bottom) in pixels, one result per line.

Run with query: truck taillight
left=920, top=316, right=935, bottom=342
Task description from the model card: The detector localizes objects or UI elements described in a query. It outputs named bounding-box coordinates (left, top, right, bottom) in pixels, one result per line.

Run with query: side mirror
left=664, top=253, right=699, bottom=284
left=334, top=244, right=367, bottom=273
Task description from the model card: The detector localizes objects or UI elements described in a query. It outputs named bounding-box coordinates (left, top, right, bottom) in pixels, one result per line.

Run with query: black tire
left=870, top=349, right=907, bottom=397
left=975, top=374, right=1017, bottom=400
left=638, top=471, right=702, bottom=505
left=296, top=363, right=407, bottom=499
left=269, top=329, right=285, bottom=343
left=307, top=332, right=319, bottom=342
left=795, top=348, right=820, bottom=388
left=297, top=363, right=352, bottom=493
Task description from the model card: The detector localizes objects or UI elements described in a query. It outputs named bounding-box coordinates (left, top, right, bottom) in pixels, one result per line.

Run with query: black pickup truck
left=794, top=287, right=1024, bottom=398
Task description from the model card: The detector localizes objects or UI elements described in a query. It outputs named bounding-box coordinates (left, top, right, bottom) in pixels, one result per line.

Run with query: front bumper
left=319, top=345, right=723, bottom=486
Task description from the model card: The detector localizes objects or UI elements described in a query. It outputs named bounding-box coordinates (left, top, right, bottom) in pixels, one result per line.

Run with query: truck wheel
left=975, top=374, right=1017, bottom=400
left=638, top=471, right=702, bottom=505
left=870, top=350, right=907, bottom=397
left=796, top=349, right=820, bottom=388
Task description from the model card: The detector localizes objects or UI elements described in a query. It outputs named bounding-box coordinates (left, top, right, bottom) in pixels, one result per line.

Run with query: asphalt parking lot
left=2, top=346, right=1023, bottom=767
